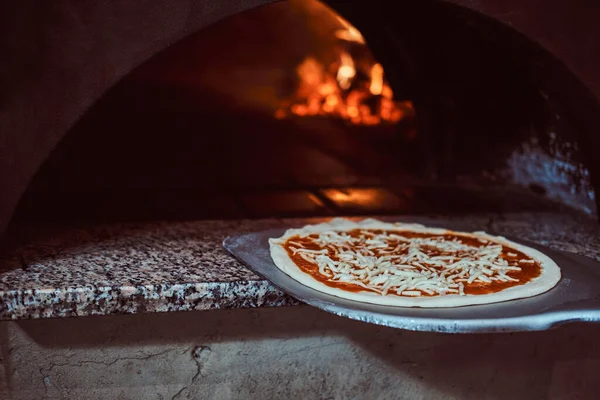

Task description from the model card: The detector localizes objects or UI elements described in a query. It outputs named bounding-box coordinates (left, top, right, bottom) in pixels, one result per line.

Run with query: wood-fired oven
left=1, top=3, right=600, bottom=397
left=2, top=0, right=600, bottom=237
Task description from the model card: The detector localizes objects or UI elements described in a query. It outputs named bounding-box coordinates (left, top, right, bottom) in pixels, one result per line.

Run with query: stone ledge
left=0, top=212, right=598, bottom=320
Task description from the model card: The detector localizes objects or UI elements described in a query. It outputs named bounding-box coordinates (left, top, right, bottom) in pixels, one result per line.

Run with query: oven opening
left=5, top=0, right=599, bottom=235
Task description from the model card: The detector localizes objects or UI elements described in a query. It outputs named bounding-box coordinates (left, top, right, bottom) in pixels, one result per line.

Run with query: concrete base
left=1, top=306, right=599, bottom=399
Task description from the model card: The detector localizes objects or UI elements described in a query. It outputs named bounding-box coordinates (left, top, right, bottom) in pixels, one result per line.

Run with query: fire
left=334, top=16, right=365, bottom=44
left=370, top=63, right=383, bottom=96
left=337, top=51, right=355, bottom=90
left=275, top=15, right=413, bottom=127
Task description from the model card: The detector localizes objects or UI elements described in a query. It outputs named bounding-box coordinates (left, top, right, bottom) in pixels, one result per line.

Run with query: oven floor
left=11, top=181, right=578, bottom=223
left=0, top=210, right=598, bottom=320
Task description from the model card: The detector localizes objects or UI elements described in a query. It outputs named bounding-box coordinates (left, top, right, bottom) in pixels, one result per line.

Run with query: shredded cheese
left=289, top=229, right=532, bottom=297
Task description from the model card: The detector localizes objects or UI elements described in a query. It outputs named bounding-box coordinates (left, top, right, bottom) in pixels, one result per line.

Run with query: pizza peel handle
left=223, top=230, right=600, bottom=333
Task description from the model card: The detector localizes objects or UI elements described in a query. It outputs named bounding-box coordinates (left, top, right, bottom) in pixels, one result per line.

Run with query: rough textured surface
left=1, top=306, right=600, bottom=399
left=0, top=213, right=599, bottom=320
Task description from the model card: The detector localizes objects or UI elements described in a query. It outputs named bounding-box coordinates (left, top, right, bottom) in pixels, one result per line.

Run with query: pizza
left=268, top=218, right=561, bottom=307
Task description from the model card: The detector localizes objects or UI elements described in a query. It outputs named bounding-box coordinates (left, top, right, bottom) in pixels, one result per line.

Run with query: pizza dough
left=268, top=218, right=561, bottom=307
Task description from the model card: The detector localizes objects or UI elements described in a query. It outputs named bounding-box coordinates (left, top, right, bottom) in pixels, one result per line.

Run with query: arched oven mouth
left=1, top=0, right=600, bottom=322
left=5, top=0, right=598, bottom=232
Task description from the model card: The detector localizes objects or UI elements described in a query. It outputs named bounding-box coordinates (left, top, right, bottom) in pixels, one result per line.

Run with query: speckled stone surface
left=1, top=213, right=599, bottom=320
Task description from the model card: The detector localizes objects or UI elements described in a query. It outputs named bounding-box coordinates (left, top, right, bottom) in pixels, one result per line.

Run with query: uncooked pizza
left=268, top=218, right=561, bottom=307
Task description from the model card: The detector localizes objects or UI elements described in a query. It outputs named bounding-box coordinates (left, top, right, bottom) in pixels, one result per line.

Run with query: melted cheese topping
left=285, top=229, right=539, bottom=297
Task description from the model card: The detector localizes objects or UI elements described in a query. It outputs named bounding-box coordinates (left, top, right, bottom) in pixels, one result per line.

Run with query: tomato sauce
left=283, top=229, right=541, bottom=296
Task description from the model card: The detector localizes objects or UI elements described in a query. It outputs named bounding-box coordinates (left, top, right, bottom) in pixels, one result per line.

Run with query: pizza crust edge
left=268, top=218, right=561, bottom=308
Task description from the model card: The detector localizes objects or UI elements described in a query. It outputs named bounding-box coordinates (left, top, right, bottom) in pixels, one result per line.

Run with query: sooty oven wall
left=2, top=0, right=600, bottom=236
left=356, top=1, right=600, bottom=214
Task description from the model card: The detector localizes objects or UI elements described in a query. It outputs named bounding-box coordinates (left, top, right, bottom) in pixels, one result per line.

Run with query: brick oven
left=2, top=0, right=600, bottom=231
left=1, top=0, right=600, bottom=398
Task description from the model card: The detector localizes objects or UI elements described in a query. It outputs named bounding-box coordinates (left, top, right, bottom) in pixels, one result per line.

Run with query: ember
left=275, top=13, right=414, bottom=126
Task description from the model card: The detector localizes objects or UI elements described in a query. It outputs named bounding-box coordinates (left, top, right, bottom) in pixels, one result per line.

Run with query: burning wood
left=275, top=16, right=414, bottom=126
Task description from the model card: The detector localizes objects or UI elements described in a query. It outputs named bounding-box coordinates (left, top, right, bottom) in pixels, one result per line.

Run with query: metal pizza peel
left=223, top=226, right=600, bottom=333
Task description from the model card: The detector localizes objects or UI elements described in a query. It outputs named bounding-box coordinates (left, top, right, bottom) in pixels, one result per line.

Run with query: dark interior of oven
left=6, top=0, right=600, bottom=235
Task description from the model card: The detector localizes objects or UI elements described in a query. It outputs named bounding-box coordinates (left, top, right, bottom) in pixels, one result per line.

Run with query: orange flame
left=275, top=17, right=414, bottom=127
left=370, top=63, right=384, bottom=96
left=337, top=51, right=356, bottom=90
left=334, top=21, right=365, bottom=44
